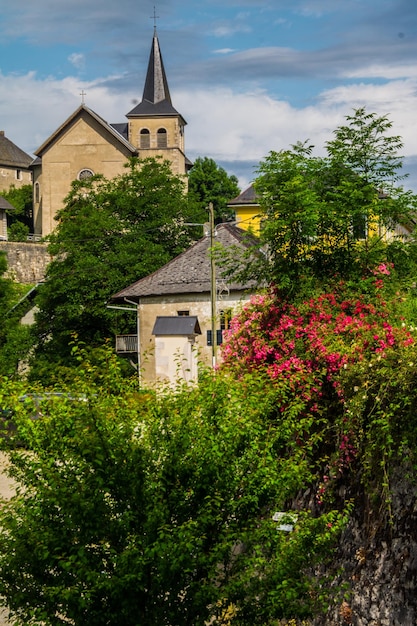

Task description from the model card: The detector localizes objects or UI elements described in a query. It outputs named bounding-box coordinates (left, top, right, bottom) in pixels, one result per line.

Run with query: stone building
left=32, top=28, right=190, bottom=237
left=110, top=224, right=258, bottom=385
left=0, top=131, right=33, bottom=194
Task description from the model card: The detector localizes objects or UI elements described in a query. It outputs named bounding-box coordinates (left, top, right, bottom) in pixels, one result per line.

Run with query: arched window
left=140, top=128, right=150, bottom=149
left=34, top=182, right=40, bottom=204
left=157, top=128, right=167, bottom=148
left=78, top=169, right=94, bottom=181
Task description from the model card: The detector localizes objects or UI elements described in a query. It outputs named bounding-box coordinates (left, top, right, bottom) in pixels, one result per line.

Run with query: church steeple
left=126, top=29, right=184, bottom=118
left=126, top=28, right=189, bottom=178
left=142, top=30, right=172, bottom=106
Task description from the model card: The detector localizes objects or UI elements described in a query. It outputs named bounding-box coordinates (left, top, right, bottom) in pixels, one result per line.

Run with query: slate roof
left=126, top=30, right=186, bottom=123
left=228, top=184, right=259, bottom=205
left=0, top=196, right=17, bottom=211
left=111, top=223, right=259, bottom=303
left=0, top=131, right=33, bottom=169
left=152, top=316, right=201, bottom=336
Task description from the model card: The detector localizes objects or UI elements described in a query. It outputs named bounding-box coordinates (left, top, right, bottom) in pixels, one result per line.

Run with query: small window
left=78, top=169, right=94, bottom=181
left=34, top=182, right=40, bottom=204
left=177, top=310, right=189, bottom=317
left=140, top=129, right=150, bottom=149
left=157, top=128, right=167, bottom=148
left=16, top=169, right=22, bottom=180
left=220, top=309, right=232, bottom=331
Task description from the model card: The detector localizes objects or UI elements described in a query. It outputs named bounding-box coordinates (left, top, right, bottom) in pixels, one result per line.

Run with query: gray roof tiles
left=111, top=223, right=258, bottom=302
left=0, top=131, right=33, bottom=169
left=126, top=30, right=185, bottom=122
left=0, top=196, right=16, bottom=211
left=228, top=184, right=259, bottom=205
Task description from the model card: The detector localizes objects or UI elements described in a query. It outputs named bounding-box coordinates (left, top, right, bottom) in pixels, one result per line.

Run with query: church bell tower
left=126, top=29, right=189, bottom=177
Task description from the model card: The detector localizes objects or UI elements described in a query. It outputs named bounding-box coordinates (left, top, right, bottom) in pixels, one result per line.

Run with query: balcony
left=115, top=334, right=138, bottom=356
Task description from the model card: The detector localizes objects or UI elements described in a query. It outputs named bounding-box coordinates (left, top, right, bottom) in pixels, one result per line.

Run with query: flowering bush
left=221, top=269, right=417, bottom=505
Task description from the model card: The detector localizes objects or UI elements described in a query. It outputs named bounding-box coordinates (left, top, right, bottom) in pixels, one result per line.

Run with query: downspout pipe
left=123, top=297, right=141, bottom=385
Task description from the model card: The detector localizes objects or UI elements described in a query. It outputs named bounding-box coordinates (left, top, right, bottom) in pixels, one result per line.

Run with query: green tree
left=188, top=156, right=240, bottom=223
left=0, top=253, right=34, bottom=376
left=31, top=157, right=199, bottom=382
left=0, top=349, right=347, bottom=626
left=250, top=110, right=417, bottom=291
left=0, top=184, right=33, bottom=233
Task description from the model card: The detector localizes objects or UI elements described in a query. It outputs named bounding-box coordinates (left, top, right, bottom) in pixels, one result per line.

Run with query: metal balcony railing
left=115, top=334, right=138, bottom=354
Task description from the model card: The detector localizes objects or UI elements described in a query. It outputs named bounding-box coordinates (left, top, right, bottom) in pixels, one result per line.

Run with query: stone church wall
left=0, top=241, right=50, bottom=284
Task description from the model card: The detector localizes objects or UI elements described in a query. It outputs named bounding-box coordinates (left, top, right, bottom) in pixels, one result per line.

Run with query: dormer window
left=140, top=129, right=150, bottom=149
left=157, top=128, right=167, bottom=148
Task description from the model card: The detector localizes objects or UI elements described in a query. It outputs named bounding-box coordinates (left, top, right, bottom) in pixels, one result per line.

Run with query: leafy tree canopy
left=30, top=157, right=200, bottom=382
left=0, top=253, right=33, bottom=376
left=249, top=109, right=417, bottom=292
left=0, top=184, right=33, bottom=232
left=0, top=346, right=348, bottom=626
left=188, top=156, right=240, bottom=223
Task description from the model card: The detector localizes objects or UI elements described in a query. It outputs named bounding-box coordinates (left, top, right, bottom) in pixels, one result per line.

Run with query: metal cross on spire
left=80, top=90, right=86, bottom=105
left=150, top=6, right=159, bottom=32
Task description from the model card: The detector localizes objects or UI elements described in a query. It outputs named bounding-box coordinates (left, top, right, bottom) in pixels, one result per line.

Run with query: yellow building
left=227, top=184, right=260, bottom=235
left=32, top=28, right=190, bottom=237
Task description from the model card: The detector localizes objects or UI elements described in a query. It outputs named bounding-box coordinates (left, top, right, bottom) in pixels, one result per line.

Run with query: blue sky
left=1, top=0, right=416, bottom=190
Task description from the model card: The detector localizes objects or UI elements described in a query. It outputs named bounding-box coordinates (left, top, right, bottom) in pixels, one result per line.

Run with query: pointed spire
left=126, top=29, right=184, bottom=119
left=142, top=30, right=172, bottom=105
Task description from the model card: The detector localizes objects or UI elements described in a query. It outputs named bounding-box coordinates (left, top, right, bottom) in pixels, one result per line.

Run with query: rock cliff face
left=0, top=241, right=50, bottom=283
left=312, top=470, right=417, bottom=625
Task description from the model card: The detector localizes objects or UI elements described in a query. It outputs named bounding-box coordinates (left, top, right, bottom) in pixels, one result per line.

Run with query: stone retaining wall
left=0, top=241, right=51, bottom=283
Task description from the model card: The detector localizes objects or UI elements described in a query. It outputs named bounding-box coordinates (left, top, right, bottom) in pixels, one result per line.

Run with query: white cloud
left=1, top=69, right=416, bottom=191
left=344, top=64, right=417, bottom=80
left=212, top=48, right=236, bottom=55
left=68, top=53, right=86, bottom=71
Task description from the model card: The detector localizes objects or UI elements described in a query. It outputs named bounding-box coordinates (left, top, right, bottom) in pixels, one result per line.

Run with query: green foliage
left=248, top=110, right=417, bottom=293
left=0, top=254, right=34, bottom=377
left=8, top=221, right=29, bottom=242
left=188, top=156, right=240, bottom=222
left=0, top=184, right=33, bottom=231
left=30, top=157, right=200, bottom=383
left=0, top=348, right=348, bottom=625
left=221, top=268, right=417, bottom=517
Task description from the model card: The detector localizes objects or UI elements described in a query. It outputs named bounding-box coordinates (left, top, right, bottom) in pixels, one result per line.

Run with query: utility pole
left=208, top=202, right=217, bottom=368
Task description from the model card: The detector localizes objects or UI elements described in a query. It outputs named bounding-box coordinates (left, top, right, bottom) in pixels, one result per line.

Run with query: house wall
left=234, top=205, right=261, bottom=235
left=137, top=291, right=252, bottom=383
left=0, top=212, right=7, bottom=240
left=34, top=113, right=134, bottom=237
left=0, top=165, right=32, bottom=193
left=154, top=334, right=199, bottom=385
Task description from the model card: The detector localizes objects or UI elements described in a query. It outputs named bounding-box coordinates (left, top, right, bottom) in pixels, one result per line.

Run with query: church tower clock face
left=78, top=169, right=94, bottom=180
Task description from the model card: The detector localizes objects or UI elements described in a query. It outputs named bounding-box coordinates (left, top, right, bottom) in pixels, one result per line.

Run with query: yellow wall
left=234, top=205, right=261, bottom=235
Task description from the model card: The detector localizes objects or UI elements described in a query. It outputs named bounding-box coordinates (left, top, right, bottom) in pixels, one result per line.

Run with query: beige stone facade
left=0, top=131, right=33, bottom=194
left=32, top=109, right=136, bottom=236
left=129, top=116, right=187, bottom=177
left=136, top=292, right=250, bottom=384
left=0, top=164, right=32, bottom=192
left=33, top=30, right=189, bottom=237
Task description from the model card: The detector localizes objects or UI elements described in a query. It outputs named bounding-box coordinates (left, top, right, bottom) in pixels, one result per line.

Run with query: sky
left=0, top=0, right=416, bottom=191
